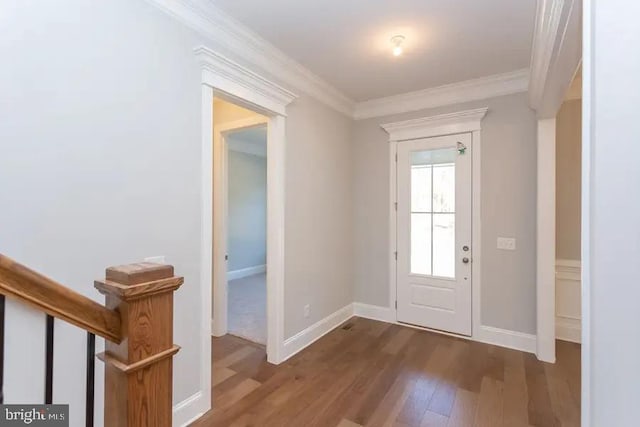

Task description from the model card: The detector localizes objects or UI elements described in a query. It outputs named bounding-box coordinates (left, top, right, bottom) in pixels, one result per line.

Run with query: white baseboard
left=353, top=302, right=537, bottom=354
left=173, top=391, right=208, bottom=427
left=282, top=303, right=354, bottom=362
left=353, top=302, right=396, bottom=323
left=227, top=264, right=266, bottom=281
left=475, top=325, right=537, bottom=354
left=556, top=316, right=581, bottom=343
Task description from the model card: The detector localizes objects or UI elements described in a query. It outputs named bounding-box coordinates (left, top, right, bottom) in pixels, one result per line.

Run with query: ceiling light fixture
left=391, top=35, right=405, bottom=57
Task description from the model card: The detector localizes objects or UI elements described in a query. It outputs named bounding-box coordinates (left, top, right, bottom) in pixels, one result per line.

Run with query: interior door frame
left=196, top=45, right=297, bottom=418
left=212, top=116, right=268, bottom=338
left=382, top=107, right=487, bottom=339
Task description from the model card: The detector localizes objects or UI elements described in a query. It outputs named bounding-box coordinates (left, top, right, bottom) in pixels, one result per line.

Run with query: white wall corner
left=355, top=70, right=526, bottom=120
left=528, top=0, right=582, bottom=118
left=281, top=304, right=354, bottom=362
left=145, top=0, right=354, bottom=116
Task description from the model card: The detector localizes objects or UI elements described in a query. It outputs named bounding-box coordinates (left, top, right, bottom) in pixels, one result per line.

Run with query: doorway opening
left=211, top=98, right=268, bottom=346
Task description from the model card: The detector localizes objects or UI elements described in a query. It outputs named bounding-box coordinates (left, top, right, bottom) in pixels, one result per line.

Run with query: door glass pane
left=433, top=164, right=455, bottom=212
left=432, top=214, right=455, bottom=278
left=411, top=213, right=431, bottom=275
left=411, top=166, right=431, bottom=212
left=410, top=147, right=457, bottom=278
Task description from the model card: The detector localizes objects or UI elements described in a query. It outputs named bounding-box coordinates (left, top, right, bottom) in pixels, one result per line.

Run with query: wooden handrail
left=0, top=254, right=121, bottom=343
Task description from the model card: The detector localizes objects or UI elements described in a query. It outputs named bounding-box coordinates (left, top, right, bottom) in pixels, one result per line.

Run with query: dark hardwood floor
left=191, top=317, right=580, bottom=427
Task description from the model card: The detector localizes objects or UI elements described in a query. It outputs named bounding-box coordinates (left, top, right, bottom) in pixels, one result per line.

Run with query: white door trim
left=212, top=116, right=268, bottom=338
left=382, top=107, right=487, bottom=339
left=528, top=0, right=582, bottom=365
left=197, top=45, right=297, bottom=416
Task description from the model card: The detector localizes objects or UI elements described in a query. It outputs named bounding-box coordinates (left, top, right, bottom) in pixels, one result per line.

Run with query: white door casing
left=396, top=133, right=473, bottom=335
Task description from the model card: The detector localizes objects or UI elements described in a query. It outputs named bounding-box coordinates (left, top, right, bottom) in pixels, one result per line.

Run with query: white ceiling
left=212, top=0, right=537, bottom=102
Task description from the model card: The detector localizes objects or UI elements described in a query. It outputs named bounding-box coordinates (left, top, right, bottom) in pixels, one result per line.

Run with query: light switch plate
left=497, top=237, right=516, bottom=251
left=144, top=256, right=166, bottom=264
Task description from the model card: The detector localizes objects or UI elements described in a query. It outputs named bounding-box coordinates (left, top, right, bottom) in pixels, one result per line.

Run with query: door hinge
left=225, top=254, right=228, bottom=261
left=395, top=153, right=398, bottom=162
left=394, top=202, right=397, bottom=211
left=395, top=300, right=397, bottom=309
left=394, top=251, right=397, bottom=260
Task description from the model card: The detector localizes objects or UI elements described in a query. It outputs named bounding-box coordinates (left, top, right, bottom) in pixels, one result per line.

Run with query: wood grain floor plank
left=473, top=376, right=504, bottom=427
left=447, top=389, right=478, bottom=427
left=194, top=319, right=580, bottom=427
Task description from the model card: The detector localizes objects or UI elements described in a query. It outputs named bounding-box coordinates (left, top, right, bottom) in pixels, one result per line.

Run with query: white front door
left=396, top=133, right=472, bottom=336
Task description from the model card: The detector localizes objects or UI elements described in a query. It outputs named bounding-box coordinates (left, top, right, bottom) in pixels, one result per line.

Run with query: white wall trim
left=536, top=118, right=557, bottom=362
left=145, top=0, right=354, bottom=116
left=528, top=0, right=582, bottom=118
left=381, top=107, right=488, bottom=142
left=198, top=46, right=293, bottom=424
left=356, top=70, right=527, bottom=120
left=475, top=326, right=538, bottom=354
left=353, top=303, right=537, bottom=354
left=282, top=304, right=354, bottom=362
left=195, top=46, right=297, bottom=117
left=173, top=391, right=208, bottom=427
left=383, top=108, right=486, bottom=348
left=353, top=303, right=396, bottom=323
left=556, top=259, right=581, bottom=343
left=227, top=264, right=266, bottom=281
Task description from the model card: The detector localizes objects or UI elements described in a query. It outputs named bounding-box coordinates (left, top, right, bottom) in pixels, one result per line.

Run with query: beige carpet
left=228, top=272, right=266, bottom=345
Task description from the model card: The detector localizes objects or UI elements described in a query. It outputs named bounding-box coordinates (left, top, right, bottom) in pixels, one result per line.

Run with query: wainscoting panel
left=556, top=259, right=581, bottom=343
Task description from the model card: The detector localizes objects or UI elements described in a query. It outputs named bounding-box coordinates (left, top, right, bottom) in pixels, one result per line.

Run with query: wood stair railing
left=0, top=253, right=183, bottom=427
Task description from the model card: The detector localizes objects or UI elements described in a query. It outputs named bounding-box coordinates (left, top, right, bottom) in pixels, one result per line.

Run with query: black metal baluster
left=45, top=315, right=54, bottom=404
left=85, top=332, right=95, bottom=427
left=0, top=295, right=5, bottom=404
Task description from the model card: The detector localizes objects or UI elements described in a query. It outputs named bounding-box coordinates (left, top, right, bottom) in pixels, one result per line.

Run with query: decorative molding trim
left=381, top=107, right=488, bottom=142
left=476, top=326, right=538, bottom=354
left=282, top=304, right=354, bottom=362
left=227, top=264, right=266, bottom=281
left=195, top=46, right=297, bottom=116
left=173, top=391, right=208, bottom=427
left=556, top=317, right=581, bottom=344
left=556, top=259, right=581, bottom=343
left=146, top=0, right=354, bottom=116
left=355, top=69, right=528, bottom=120
left=353, top=303, right=396, bottom=323
left=528, top=0, right=582, bottom=117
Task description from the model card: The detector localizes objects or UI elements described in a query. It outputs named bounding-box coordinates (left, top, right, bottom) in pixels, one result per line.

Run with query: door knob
left=462, top=257, right=470, bottom=264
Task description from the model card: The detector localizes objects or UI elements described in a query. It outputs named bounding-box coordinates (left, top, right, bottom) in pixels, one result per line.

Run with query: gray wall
left=285, top=97, right=354, bottom=337
left=556, top=100, right=582, bottom=260
left=227, top=150, right=267, bottom=272
left=353, top=93, right=538, bottom=334
left=0, top=0, right=354, bottom=420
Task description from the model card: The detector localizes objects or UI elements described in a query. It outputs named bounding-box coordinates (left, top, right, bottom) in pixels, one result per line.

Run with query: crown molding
left=381, top=107, right=488, bottom=141
left=145, top=0, right=355, bottom=116
left=528, top=0, right=582, bottom=118
left=354, top=70, right=528, bottom=120
left=195, top=46, right=297, bottom=116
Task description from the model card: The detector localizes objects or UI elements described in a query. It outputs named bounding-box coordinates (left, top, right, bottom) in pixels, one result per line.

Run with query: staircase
left=0, top=254, right=183, bottom=426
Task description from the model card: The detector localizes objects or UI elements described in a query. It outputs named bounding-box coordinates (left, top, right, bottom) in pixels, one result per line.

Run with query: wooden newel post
left=94, top=263, right=183, bottom=427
